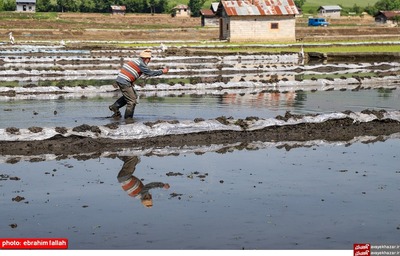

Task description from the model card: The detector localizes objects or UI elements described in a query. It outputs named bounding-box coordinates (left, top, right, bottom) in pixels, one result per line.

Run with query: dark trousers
left=112, top=83, right=138, bottom=119
left=117, top=156, right=140, bottom=182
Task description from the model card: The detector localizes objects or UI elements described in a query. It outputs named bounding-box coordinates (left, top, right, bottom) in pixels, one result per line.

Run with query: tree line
left=3, top=0, right=400, bottom=17
left=0, top=0, right=189, bottom=15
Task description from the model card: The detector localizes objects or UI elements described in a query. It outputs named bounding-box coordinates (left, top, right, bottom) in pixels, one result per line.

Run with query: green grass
left=34, top=12, right=58, bottom=19
left=168, top=0, right=214, bottom=9
left=305, top=0, right=377, bottom=8
left=113, top=42, right=400, bottom=53
left=302, top=45, right=400, bottom=53
left=0, top=11, right=58, bottom=20
left=302, top=0, right=378, bottom=15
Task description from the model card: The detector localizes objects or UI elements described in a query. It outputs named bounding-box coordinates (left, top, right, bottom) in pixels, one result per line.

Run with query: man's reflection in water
left=117, top=155, right=170, bottom=208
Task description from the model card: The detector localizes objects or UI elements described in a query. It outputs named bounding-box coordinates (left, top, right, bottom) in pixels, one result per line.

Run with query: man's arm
left=142, top=182, right=170, bottom=192
left=138, top=59, right=168, bottom=76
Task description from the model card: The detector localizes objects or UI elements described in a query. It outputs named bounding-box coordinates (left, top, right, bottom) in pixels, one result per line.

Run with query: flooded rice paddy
left=0, top=44, right=399, bottom=251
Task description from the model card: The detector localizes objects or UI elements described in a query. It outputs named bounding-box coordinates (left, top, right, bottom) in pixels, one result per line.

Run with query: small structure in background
left=172, top=4, right=191, bottom=17
left=317, top=5, right=342, bottom=18
left=374, top=10, right=400, bottom=26
left=200, top=2, right=219, bottom=27
left=217, top=0, right=299, bottom=42
left=9, top=32, right=15, bottom=45
left=111, top=5, right=126, bottom=16
left=16, top=0, right=36, bottom=12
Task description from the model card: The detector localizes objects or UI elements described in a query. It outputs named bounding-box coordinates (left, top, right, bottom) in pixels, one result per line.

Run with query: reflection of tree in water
left=293, top=91, right=307, bottom=108
left=117, top=156, right=170, bottom=208
left=377, top=88, right=393, bottom=98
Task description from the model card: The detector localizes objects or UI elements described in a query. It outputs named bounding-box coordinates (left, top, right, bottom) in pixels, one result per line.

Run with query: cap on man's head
left=140, top=49, right=152, bottom=59
left=141, top=193, right=153, bottom=208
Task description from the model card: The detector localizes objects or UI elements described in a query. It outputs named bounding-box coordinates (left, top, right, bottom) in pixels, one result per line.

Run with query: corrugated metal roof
left=220, top=0, right=299, bottom=16
left=173, top=4, right=189, bottom=10
left=111, top=5, right=126, bottom=11
left=201, top=9, right=216, bottom=16
left=319, top=5, right=342, bottom=11
left=16, top=0, right=36, bottom=3
left=377, top=11, right=400, bottom=19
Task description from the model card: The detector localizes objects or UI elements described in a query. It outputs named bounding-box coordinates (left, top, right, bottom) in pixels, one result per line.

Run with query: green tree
left=122, top=0, right=146, bottom=13
left=393, top=15, right=400, bottom=25
left=351, top=4, right=361, bottom=14
left=57, top=0, right=80, bottom=12
left=2, top=0, right=16, bottom=11
left=364, top=5, right=377, bottom=16
left=375, top=0, right=400, bottom=11
left=80, top=0, right=96, bottom=12
left=95, top=0, right=116, bottom=13
left=147, top=0, right=168, bottom=14
left=188, top=0, right=206, bottom=17
left=149, top=0, right=155, bottom=14
left=141, top=0, right=148, bottom=12
left=156, top=0, right=167, bottom=13
left=36, top=0, right=53, bottom=12
left=294, top=0, right=305, bottom=9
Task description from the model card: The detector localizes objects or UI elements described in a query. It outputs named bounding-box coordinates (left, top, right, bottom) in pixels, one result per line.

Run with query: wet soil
left=1, top=116, right=399, bottom=157
left=2, top=13, right=400, bottom=157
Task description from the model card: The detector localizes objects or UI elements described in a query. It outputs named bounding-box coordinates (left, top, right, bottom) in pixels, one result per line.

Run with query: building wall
left=318, top=10, right=341, bottom=18
left=203, top=17, right=219, bottom=27
left=222, top=16, right=296, bottom=42
left=175, top=9, right=190, bottom=17
left=16, top=3, right=36, bottom=12
left=219, top=16, right=229, bottom=40
left=112, top=11, right=125, bottom=15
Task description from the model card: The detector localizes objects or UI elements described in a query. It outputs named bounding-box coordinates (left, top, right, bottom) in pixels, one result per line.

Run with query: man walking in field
left=109, top=49, right=169, bottom=119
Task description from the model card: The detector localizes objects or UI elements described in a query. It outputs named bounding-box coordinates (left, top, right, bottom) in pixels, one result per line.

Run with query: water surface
left=1, top=89, right=399, bottom=129
left=1, top=140, right=399, bottom=249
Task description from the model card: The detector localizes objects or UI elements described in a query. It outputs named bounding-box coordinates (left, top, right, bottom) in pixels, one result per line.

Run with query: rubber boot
left=109, top=105, right=120, bottom=119
left=109, top=97, right=127, bottom=118
left=124, top=104, right=135, bottom=119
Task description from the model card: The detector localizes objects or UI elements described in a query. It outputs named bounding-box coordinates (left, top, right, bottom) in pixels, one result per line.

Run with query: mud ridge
left=1, top=118, right=399, bottom=156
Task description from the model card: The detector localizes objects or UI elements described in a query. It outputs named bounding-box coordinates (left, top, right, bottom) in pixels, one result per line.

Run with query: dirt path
left=1, top=13, right=400, bottom=42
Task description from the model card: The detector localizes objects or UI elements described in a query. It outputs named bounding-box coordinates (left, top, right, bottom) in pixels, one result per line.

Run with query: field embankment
left=1, top=12, right=400, bottom=43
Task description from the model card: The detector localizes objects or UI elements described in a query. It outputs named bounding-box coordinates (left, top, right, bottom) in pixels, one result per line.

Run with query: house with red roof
left=216, top=0, right=299, bottom=42
left=200, top=2, right=219, bottom=27
left=374, top=10, right=400, bottom=26
left=111, top=5, right=126, bottom=15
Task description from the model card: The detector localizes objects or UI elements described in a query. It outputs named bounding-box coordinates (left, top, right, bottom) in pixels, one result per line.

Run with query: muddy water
left=1, top=89, right=399, bottom=129
left=1, top=139, right=399, bottom=249
left=1, top=45, right=400, bottom=251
